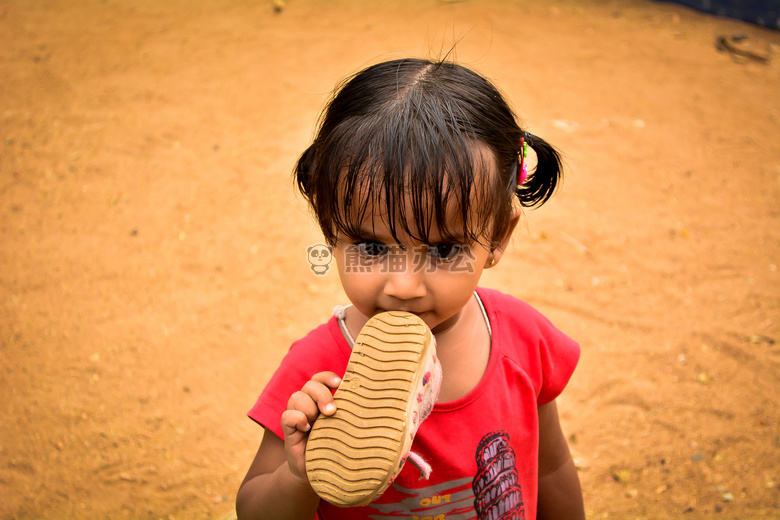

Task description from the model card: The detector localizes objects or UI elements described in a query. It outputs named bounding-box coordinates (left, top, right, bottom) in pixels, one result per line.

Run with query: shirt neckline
left=432, top=287, right=498, bottom=412
left=333, top=291, right=491, bottom=348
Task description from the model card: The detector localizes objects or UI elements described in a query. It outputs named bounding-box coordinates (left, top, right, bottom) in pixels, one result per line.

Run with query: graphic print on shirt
left=364, top=431, right=524, bottom=519
left=367, top=477, right=475, bottom=519
left=472, top=431, right=525, bottom=520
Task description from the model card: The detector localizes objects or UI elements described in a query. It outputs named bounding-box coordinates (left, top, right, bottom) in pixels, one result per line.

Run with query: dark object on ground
left=715, top=34, right=771, bottom=62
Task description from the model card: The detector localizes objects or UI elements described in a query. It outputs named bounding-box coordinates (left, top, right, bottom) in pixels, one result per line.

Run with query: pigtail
left=516, top=132, right=563, bottom=208
left=294, top=144, right=316, bottom=203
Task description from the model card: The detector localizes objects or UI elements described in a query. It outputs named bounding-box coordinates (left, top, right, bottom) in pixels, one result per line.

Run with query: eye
left=320, top=249, right=330, bottom=258
left=356, top=241, right=389, bottom=258
left=427, top=243, right=463, bottom=261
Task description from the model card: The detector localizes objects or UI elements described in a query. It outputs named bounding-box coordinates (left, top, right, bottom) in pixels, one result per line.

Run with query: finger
left=281, top=409, right=311, bottom=438
left=286, top=372, right=341, bottom=412
left=287, top=390, right=320, bottom=421
left=280, top=410, right=311, bottom=483
left=310, top=371, right=342, bottom=390
left=301, top=379, right=339, bottom=416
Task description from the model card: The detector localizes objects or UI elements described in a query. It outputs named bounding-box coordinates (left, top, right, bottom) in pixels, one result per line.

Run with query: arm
left=236, top=372, right=341, bottom=520
left=236, top=428, right=320, bottom=520
left=537, top=400, right=585, bottom=520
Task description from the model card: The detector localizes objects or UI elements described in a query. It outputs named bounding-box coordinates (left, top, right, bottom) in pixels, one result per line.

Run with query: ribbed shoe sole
left=305, top=311, right=434, bottom=507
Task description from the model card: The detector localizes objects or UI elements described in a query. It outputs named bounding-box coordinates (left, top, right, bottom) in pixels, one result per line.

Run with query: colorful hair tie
left=518, top=137, right=528, bottom=185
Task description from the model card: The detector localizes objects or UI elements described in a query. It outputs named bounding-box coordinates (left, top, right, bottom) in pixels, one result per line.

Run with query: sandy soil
left=1, top=0, right=779, bottom=518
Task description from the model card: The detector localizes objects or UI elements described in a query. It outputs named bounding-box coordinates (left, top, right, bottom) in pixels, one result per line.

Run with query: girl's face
left=333, top=199, right=512, bottom=335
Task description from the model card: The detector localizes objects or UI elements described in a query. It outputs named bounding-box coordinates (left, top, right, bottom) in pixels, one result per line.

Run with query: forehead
left=337, top=150, right=497, bottom=244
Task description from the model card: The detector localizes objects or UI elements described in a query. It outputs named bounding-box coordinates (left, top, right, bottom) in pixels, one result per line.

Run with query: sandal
left=305, top=311, right=442, bottom=507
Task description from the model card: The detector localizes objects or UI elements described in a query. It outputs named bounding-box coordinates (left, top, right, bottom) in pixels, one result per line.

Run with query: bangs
left=319, top=119, right=504, bottom=247
left=294, top=59, right=534, bottom=249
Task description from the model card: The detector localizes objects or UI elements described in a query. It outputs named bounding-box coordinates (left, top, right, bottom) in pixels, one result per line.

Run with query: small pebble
left=613, top=470, right=631, bottom=483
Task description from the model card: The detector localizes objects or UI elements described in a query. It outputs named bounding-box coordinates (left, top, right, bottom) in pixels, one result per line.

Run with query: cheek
left=429, top=264, right=484, bottom=300
left=336, top=262, right=379, bottom=302
left=340, top=277, right=381, bottom=318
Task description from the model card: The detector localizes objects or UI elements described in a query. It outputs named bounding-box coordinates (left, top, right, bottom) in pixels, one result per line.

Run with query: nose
left=383, top=249, right=427, bottom=300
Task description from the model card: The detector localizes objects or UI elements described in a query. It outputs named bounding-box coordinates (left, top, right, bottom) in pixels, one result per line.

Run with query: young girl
left=237, top=58, right=584, bottom=520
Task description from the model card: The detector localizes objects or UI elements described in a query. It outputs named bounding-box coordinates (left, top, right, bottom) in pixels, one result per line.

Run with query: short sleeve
left=248, top=319, right=351, bottom=439
left=535, top=315, right=580, bottom=405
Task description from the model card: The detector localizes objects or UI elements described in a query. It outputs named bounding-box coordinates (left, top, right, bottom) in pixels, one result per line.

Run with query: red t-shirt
left=248, top=287, right=580, bottom=519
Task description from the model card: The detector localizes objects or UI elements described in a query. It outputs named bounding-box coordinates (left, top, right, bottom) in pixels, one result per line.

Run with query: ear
left=484, top=207, right=522, bottom=269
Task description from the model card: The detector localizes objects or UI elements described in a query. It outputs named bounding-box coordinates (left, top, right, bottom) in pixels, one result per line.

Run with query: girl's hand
left=280, top=371, right=342, bottom=483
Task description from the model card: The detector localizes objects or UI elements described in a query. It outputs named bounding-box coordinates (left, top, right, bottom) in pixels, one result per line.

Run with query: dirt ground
left=1, top=0, right=779, bottom=518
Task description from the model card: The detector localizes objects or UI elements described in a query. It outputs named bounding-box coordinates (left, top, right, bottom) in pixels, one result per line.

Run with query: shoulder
left=248, top=316, right=351, bottom=435
left=477, top=286, right=576, bottom=349
left=477, top=287, right=580, bottom=404
left=283, top=317, right=351, bottom=365
left=476, top=286, right=553, bottom=331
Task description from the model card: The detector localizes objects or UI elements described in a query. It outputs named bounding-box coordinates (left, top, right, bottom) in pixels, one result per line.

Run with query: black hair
left=294, top=58, right=563, bottom=248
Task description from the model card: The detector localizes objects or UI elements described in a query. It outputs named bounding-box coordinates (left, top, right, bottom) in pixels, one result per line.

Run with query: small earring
left=489, top=257, right=496, bottom=267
